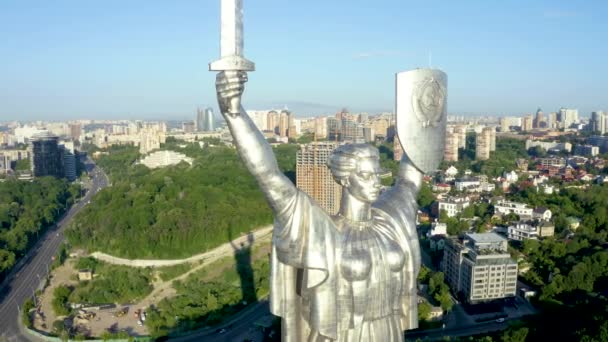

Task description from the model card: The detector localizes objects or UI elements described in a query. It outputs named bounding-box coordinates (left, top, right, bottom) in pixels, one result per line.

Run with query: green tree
left=417, top=182, right=435, bottom=209
left=52, top=285, right=72, bottom=316
left=418, top=302, right=432, bottom=321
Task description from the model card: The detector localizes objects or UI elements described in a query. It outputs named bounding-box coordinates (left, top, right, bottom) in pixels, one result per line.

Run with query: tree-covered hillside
left=66, top=143, right=298, bottom=259
left=0, top=177, right=80, bottom=281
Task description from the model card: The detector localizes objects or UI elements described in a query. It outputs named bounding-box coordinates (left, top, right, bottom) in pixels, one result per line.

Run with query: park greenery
left=67, top=144, right=276, bottom=258
left=0, top=177, right=80, bottom=282
left=52, top=285, right=72, bottom=316
left=418, top=265, right=453, bottom=313
left=145, top=252, right=271, bottom=338
left=68, top=257, right=153, bottom=305
left=21, top=298, right=35, bottom=328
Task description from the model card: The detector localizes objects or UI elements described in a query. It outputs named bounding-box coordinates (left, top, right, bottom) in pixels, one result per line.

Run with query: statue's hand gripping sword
left=209, top=0, right=255, bottom=116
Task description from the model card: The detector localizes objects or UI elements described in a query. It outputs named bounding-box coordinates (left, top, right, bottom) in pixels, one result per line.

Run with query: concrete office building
left=443, top=233, right=518, bottom=304
left=296, top=142, right=342, bottom=215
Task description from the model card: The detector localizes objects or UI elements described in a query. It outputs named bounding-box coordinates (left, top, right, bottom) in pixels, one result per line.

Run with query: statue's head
left=328, top=144, right=382, bottom=203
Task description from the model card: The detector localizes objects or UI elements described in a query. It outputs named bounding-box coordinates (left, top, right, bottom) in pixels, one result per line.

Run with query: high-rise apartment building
left=267, top=110, right=279, bottom=134
left=296, top=142, right=342, bottom=215
left=31, top=132, right=64, bottom=178
left=499, top=118, right=509, bottom=132
left=60, top=140, right=77, bottom=181
left=534, top=108, right=545, bottom=128
left=443, top=233, right=518, bottom=304
left=444, top=127, right=459, bottom=162
left=197, top=107, right=216, bottom=132
left=547, top=112, right=557, bottom=130
left=489, top=127, right=496, bottom=151
left=590, top=111, right=607, bottom=135
left=182, top=121, right=195, bottom=133
left=278, top=110, right=292, bottom=138
left=475, top=127, right=493, bottom=160
left=522, top=115, right=534, bottom=132
left=327, top=117, right=365, bottom=143
left=69, top=124, right=82, bottom=142
left=558, top=108, right=579, bottom=129
left=454, top=125, right=467, bottom=149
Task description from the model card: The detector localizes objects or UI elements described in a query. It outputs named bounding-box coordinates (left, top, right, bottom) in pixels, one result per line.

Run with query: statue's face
left=346, top=157, right=382, bottom=203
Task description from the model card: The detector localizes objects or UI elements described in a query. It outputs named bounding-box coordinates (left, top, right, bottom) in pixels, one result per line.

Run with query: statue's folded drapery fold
left=270, top=179, right=421, bottom=341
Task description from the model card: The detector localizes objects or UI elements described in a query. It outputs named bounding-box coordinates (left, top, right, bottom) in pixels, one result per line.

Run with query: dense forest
left=67, top=142, right=299, bottom=259
left=497, top=184, right=608, bottom=342
left=0, top=177, right=80, bottom=281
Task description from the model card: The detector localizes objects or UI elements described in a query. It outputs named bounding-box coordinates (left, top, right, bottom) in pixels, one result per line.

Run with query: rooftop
left=466, top=232, right=507, bottom=244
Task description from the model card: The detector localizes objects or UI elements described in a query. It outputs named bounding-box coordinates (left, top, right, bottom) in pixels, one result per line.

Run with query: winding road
left=0, top=158, right=108, bottom=341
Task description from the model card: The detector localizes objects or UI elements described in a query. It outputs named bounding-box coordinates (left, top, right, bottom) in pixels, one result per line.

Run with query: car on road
left=495, top=318, right=505, bottom=323
left=216, top=328, right=227, bottom=334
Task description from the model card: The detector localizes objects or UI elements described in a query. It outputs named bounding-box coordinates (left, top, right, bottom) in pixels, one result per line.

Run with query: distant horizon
left=0, top=107, right=599, bottom=124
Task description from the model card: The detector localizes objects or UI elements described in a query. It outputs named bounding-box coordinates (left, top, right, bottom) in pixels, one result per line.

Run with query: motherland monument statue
left=209, top=0, right=447, bottom=340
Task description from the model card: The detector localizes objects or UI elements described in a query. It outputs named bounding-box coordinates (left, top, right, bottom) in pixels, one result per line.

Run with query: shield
left=395, top=69, right=447, bottom=174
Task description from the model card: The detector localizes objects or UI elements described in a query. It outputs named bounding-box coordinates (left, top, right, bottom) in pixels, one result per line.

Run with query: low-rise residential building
left=507, top=221, right=555, bottom=241
left=494, top=200, right=533, bottom=219
left=445, top=165, right=459, bottom=180
left=443, top=233, right=518, bottom=304
left=428, top=222, right=448, bottom=237
left=455, top=178, right=480, bottom=191
left=435, top=196, right=471, bottom=217
left=138, top=150, right=193, bottom=169
left=532, top=207, right=552, bottom=221
left=539, top=157, right=566, bottom=169
left=433, top=183, right=452, bottom=193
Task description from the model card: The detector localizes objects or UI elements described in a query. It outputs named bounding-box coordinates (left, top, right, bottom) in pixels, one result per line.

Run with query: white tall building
left=559, top=108, right=578, bottom=129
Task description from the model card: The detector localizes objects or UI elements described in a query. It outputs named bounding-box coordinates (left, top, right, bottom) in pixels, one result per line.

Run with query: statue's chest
left=334, top=223, right=407, bottom=321
left=336, top=224, right=405, bottom=284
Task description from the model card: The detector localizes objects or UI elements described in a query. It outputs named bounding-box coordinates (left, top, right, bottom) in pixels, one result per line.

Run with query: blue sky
left=0, top=0, right=606, bottom=120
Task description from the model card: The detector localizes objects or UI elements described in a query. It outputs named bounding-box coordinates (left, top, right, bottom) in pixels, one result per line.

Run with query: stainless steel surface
left=395, top=69, right=447, bottom=174
left=215, top=69, right=434, bottom=340
left=209, top=0, right=255, bottom=115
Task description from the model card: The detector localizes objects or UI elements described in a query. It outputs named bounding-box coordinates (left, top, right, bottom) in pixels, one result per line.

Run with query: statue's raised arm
left=215, top=71, right=297, bottom=217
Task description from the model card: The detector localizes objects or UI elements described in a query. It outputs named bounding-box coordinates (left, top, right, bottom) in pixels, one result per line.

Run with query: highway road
left=0, top=159, right=109, bottom=342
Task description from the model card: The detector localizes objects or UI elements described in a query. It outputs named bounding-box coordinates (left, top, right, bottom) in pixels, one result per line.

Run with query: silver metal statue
left=210, top=2, right=447, bottom=341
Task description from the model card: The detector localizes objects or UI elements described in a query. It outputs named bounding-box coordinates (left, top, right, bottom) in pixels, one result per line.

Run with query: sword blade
left=220, top=0, right=243, bottom=57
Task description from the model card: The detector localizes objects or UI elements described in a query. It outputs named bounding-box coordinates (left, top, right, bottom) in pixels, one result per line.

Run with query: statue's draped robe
left=270, top=180, right=421, bottom=341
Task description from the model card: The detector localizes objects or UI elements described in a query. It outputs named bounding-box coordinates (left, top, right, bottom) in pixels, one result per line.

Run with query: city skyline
left=1, top=0, right=607, bottom=120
